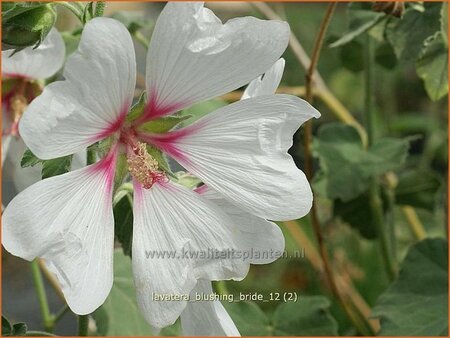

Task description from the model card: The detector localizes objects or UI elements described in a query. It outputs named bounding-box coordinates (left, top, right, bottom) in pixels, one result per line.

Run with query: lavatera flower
left=180, top=58, right=287, bottom=336
left=2, top=2, right=320, bottom=330
left=2, top=28, right=65, bottom=191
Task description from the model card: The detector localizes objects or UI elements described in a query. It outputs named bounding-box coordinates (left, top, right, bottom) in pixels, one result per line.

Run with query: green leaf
left=138, top=115, right=191, bottom=134
left=160, top=319, right=182, bottom=336
left=339, top=40, right=364, bottom=73
left=314, top=123, right=410, bottom=201
left=41, top=156, right=73, bottom=179
left=329, top=3, right=385, bottom=48
left=2, top=4, right=57, bottom=51
left=224, top=301, right=270, bottom=335
left=146, top=144, right=173, bottom=177
left=21, top=148, right=42, bottom=168
left=2, top=317, right=27, bottom=337
left=179, top=98, right=227, bottom=127
left=334, top=193, right=378, bottom=239
left=126, top=91, right=146, bottom=122
left=272, top=297, right=338, bottom=335
left=21, top=148, right=73, bottom=179
left=11, top=323, right=27, bottom=336
left=395, top=169, right=442, bottom=210
left=375, top=42, right=397, bottom=69
left=416, top=33, right=448, bottom=101
left=2, top=316, right=12, bottom=336
left=2, top=2, right=47, bottom=22
left=372, top=238, right=448, bottom=335
left=386, top=2, right=443, bottom=61
left=113, top=191, right=133, bottom=257
left=225, top=297, right=338, bottom=335
left=93, top=250, right=153, bottom=336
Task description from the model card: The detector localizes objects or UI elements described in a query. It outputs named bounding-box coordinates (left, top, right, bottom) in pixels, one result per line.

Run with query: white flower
left=2, top=2, right=319, bottom=329
left=179, top=59, right=287, bottom=336
left=1, top=28, right=66, bottom=192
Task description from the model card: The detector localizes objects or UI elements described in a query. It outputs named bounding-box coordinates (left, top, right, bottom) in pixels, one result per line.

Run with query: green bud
left=2, top=4, right=56, bottom=51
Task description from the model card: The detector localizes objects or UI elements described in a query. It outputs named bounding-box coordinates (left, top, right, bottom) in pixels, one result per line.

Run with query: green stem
left=55, top=2, right=84, bottom=23
left=364, top=36, right=375, bottom=147
left=31, top=261, right=55, bottom=332
left=26, top=331, right=57, bottom=337
left=77, top=315, right=89, bottom=336
left=133, top=31, right=149, bottom=49
left=54, top=305, right=70, bottom=324
left=364, top=36, right=396, bottom=280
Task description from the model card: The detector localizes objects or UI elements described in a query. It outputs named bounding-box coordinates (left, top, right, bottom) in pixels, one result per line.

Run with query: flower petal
left=2, top=155, right=116, bottom=314
left=152, top=95, right=319, bottom=221
left=132, top=180, right=248, bottom=328
left=181, top=280, right=240, bottom=336
left=19, top=18, right=136, bottom=160
left=2, top=28, right=65, bottom=80
left=6, top=136, right=42, bottom=192
left=144, top=2, right=289, bottom=119
left=242, top=58, right=285, bottom=99
left=198, top=186, right=285, bottom=264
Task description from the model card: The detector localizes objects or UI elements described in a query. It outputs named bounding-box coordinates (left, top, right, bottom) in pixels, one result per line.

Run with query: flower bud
left=2, top=4, right=56, bottom=51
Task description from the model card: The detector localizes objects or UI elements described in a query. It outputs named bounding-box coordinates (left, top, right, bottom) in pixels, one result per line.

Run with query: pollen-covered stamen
left=126, top=141, right=167, bottom=189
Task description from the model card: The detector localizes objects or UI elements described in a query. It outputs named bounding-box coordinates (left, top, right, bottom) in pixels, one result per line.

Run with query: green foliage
left=93, top=250, right=153, bottom=336
left=139, top=115, right=191, bottom=134
left=272, top=297, right=338, bottom=335
left=126, top=91, right=146, bottom=122
left=416, top=33, right=448, bottom=101
left=395, top=169, right=442, bottom=210
left=2, top=316, right=27, bottom=337
left=333, top=2, right=447, bottom=100
left=386, top=2, right=442, bottom=62
left=2, top=4, right=56, bottom=52
left=21, top=149, right=73, bottom=179
left=110, top=11, right=151, bottom=34
left=372, top=238, right=448, bottom=335
left=179, top=98, right=228, bottom=127
left=113, top=190, right=133, bottom=257
left=329, top=3, right=385, bottom=48
left=313, top=123, right=410, bottom=201
left=334, top=193, right=378, bottom=239
left=339, top=41, right=364, bottom=73
left=225, top=297, right=338, bottom=335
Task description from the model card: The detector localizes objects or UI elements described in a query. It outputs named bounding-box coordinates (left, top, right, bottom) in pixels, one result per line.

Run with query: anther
left=126, top=141, right=166, bottom=189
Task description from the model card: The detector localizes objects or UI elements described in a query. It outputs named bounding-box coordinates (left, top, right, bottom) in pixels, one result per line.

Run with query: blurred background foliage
left=2, top=2, right=448, bottom=336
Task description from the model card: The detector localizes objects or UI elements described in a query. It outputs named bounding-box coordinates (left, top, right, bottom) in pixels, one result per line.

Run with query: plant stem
left=133, top=31, right=149, bottom=49
left=402, top=206, right=427, bottom=240
left=26, top=331, right=57, bottom=337
left=55, top=2, right=84, bottom=23
left=37, top=259, right=66, bottom=302
left=77, top=315, right=89, bottom=336
left=31, top=261, right=54, bottom=332
left=301, top=3, right=375, bottom=335
left=54, top=305, right=70, bottom=324
left=364, top=35, right=397, bottom=280
left=283, top=221, right=379, bottom=333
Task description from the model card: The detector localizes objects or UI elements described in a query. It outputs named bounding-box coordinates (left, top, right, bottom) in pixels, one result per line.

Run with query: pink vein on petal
left=138, top=87, right=189, bottom=123
left=194, top=184, right=208, bottom=194
left=137, top=123, right=202, bottom=164
left=89, top=143, right=119, bottom=198
left=93, top=103, right=129, bottom=141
